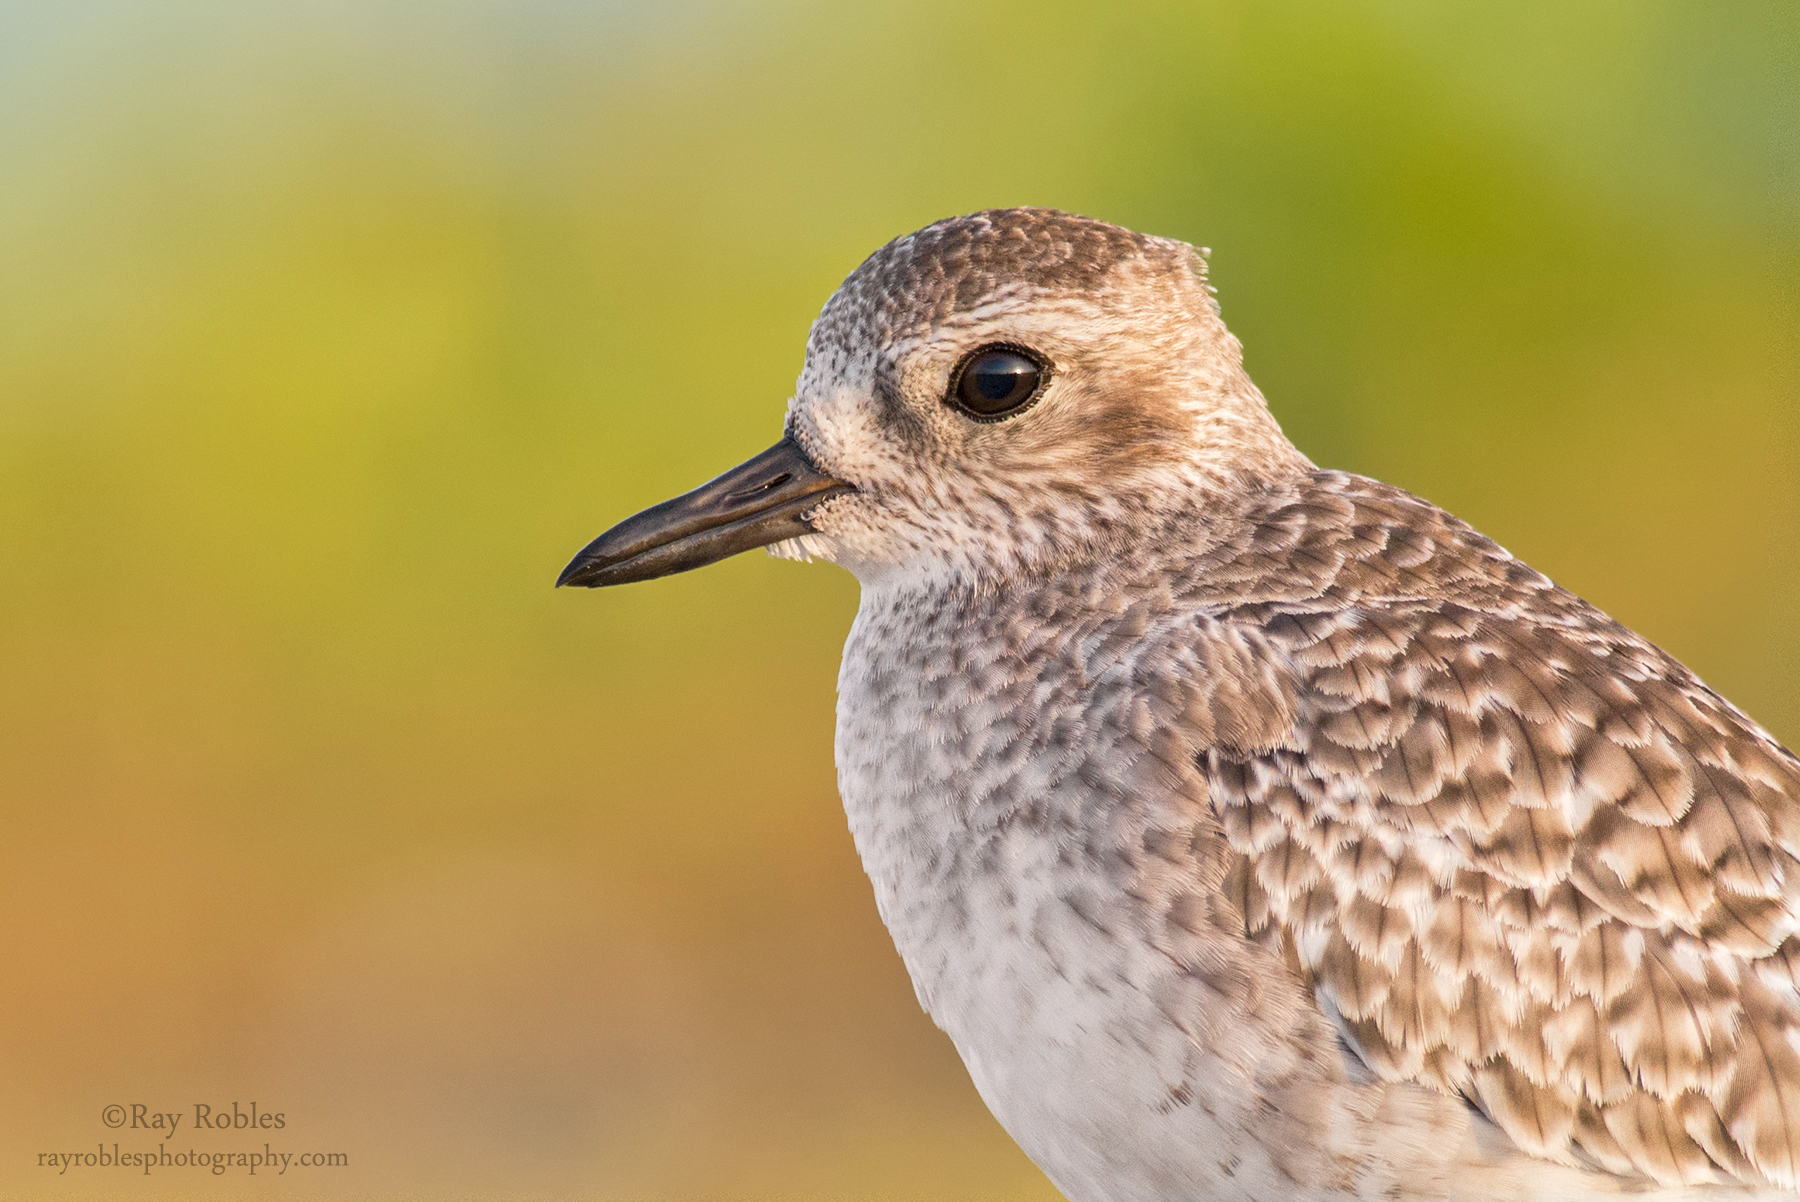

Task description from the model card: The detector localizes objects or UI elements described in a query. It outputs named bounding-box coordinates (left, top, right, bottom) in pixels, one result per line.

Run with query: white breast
left=834, top=584, right=1416, bottom=1200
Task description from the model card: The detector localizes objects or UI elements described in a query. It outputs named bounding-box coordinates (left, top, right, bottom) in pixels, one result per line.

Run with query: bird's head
left=558, top=208, right=1309, bottom=592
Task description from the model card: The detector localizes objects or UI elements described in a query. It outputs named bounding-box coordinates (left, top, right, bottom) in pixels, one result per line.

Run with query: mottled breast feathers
left=1133, top=471, right=1800, bottom=1190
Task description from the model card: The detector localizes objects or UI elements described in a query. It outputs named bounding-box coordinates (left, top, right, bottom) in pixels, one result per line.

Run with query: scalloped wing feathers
left=1150, top=473, right=1800, bottom=1190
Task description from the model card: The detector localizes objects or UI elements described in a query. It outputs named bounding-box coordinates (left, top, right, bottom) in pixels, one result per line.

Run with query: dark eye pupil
left=973, top=356, right=1030, bottom=400
left=957, top=350, right=1042, bottom=417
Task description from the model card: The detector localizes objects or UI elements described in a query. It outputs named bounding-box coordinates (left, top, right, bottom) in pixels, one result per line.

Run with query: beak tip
left=555, top=559, right=595, bottom=589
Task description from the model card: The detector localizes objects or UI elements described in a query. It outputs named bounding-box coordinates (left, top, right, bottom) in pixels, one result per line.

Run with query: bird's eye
left=949, top=345, right=1050, bottom=421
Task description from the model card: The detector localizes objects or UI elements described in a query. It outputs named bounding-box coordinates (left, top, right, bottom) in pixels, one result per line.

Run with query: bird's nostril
left=724, top=471, right=796, bottom=503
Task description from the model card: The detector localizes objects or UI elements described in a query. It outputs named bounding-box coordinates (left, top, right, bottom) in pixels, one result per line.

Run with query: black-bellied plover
left=559, top=209, right=1800, bottom=1200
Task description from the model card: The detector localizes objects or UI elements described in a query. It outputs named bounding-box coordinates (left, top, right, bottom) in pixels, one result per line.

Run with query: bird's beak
left=556, top=436, right=853, bottom=588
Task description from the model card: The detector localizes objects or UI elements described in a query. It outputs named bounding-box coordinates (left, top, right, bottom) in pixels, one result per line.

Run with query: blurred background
left=1, top=0, right=1795, bottom=1198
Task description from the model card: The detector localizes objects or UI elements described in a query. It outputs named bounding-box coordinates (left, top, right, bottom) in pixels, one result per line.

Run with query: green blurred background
left=1, top=1, right=1795, bottom=1198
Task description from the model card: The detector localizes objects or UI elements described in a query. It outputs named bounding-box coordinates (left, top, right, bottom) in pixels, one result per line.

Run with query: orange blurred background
left=2, top=1, right=1796, bottom=1198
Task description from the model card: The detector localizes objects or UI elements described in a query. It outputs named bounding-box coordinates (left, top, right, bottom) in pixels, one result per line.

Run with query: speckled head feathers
left=779, top=209, right=1312, bottom=587
left=819, top=208, right=1163, bottom=340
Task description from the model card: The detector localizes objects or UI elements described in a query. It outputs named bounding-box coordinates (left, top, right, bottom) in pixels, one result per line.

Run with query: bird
left=558, top=208, right=1800, bottom=1200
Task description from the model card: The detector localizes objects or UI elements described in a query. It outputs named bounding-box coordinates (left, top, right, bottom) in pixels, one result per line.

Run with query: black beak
left=556, top=436, right=853, bottom=588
